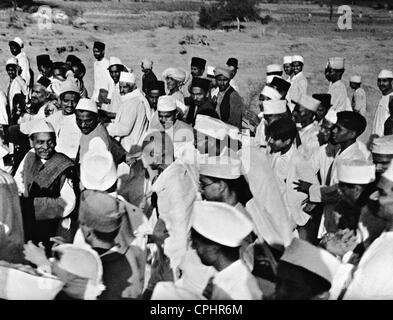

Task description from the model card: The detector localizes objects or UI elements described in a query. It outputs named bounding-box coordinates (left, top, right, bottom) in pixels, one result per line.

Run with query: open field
left=0, top=0, right=392, bottom=141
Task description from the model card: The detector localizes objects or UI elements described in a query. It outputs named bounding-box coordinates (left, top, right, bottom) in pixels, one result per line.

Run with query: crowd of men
left=1, top=36, right=393, bottom=300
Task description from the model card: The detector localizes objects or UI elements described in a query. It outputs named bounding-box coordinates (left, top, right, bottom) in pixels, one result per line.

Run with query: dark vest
left=219, top=86, right=235, bottom=123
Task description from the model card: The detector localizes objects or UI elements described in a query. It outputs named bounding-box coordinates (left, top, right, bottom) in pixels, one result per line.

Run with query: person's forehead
left=109, top=65, right=121, bottom=72
left=216, top=75, right=229, bottom=80
left=158, top=111, right=174, bottom=116
left=372, top=153, right=393, bottom=163
left=34, top=132, right=54, bottom=140
left=377, top=176, right=393, bottom=191
left=148, top=90, right=161, bottom=97
left=191, top=86, right=204, bottom=93
left=119, top=81, right=131, bottom=87
left=62, top=92, right=78, bottom=100
left=76, top=110, right=96, bottom=119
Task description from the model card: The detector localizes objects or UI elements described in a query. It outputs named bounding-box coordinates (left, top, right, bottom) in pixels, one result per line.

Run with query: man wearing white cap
left=9, top=37, right=31, bottom=92
left=141, top=58, right=157, bottom=95
left=283, top=56, right=293, bottom=82
left=325, top=57, right=351, bottom=112
left=349, top=75, right=366, bottom=117
left=339, top=160, right=393, bottom=299
left=150, top=95, right=194, bottom=160
left=214, top=66, right=244, bottom=130
left=292, top=94, right=321, bottom=160
left=372, top=69, right=393, bottom=137
left=99, top=57, right=128, bottom=115
left=92, top=41, right=111, bottom=103
left=295, top=111, right=370, bottom=238
left=75, top=98, right=127, bottom=167
left=286, top=55, right=308, bottom=112
left=106, top=72, right=149, bottom=155
left=255, top=99, right=288, bottom=148
left=19, top=80, right=81, bottom=160
left=190, top=201, right=262, bottom=300
left=275, top=238, right=341, bottom=299
left=5, top=57, right=28, bottom=116
left=268, top=117, right=318, bottom=233
left=14, top=120, right=76, bottom=248
left=370, top=135, right=393, bottom=179
left=206, top=66, right=219, bottom=103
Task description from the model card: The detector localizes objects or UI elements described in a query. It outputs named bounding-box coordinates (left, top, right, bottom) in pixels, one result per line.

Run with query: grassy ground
left=0, top=1, right=391, bottom=141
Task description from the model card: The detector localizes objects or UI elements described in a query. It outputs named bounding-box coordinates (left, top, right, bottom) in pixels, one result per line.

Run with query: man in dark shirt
left=141, top=58, right=157, bottom=94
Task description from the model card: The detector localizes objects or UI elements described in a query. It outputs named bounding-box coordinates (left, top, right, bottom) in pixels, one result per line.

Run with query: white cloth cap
left=191, top=201, right=253, bottom=247
left=199, top=154, right=242, bottom=179
left=293, top=94, right=320, bottom=112
left=371, top=135, right=393, bottom=155
left=207, top=66, right=215, bottom=77
left=141, top=58, right=153, bottom=69
left=328, top=57, right=345, bottom=69
left=324, top=108, right=337, bottom=124
left=263, top=100, right=287, bottom=115
left=266, top=64, right=282, bottom=74
left=261, top=85, right=281, bottom=100
left=80, top=137, right=117, bottom=191
left=378, top=69, right=393, bottom=79
left=195, top=115, right=238, bottom=140
left=292, top=55, right=304, bottom=63
left=76, top=98, right=98, bottom=114
left=30, top=120, right=55, bottom=135
left=337, top=159, right=376, bottom=184
left=119, top=71, right=136, bottom=84
left=350, top=75, right=362, bottom=83
left=108, top=56, right=123, bottom=68
left=280, top=238, right=341, bottom=283
left=59, top=80, right=80, bottom=96
left=162, top=67, right=188, bottom=83
left=283, top=56, right=293, bottom=64
left=6, top=57, right=18, bottom=66
left=157, top=95, right=177, bottom=112
left=10, top=37, right=23, bottom=48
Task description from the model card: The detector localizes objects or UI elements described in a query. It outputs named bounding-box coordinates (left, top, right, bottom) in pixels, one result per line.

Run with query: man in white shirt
left=9, top=37, right=31, bottom=92
left=292, top=94, right=321, bottom=160
left=342, top=161, right=393, bottom=299
left=349, top=75, right=367, bottom=117
left=325, top=57, right=351, bottom=113
left=372, top=69, right=393, bottom=137
left=286, top=55, right=308, bottom=111
left=91, top=41, right=111, bottom=103
left=190, top=201, right=262, bottom=300
left=6, top=58, right=28, bottom=116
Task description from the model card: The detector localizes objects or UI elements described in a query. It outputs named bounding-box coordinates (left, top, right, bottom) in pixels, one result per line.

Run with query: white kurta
left=7, top=76, right=27, bottom=111
left=20, top=112, right=81, bottom=160
left=351, top=87, right=367, bottom=117
left=211, top=260, right=262, bottom=300
left=286, top=71, right=308, bottom=111
left=298, top=121, right=320, bottom=160
left=372, top=92, right=393, bottom=137
left=106, top=89, right=149, bottom=152
left=103, top=81, right=121, bottom=114
left=328, top=80, right=351, bottom=112
left=271, top=144, right=317, bottom=227
left=343, top=231, right=393, bottom=299
left=92, top=57, right=111, bottom=102
left=16, top=51, right=31, bottom=89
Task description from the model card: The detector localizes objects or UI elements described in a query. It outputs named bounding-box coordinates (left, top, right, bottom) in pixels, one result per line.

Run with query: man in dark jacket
left=141, top=58, right=157, bottom=94
left=185, top=78, right=219, bottom=126
left=214, top=66, right=244, bottom=130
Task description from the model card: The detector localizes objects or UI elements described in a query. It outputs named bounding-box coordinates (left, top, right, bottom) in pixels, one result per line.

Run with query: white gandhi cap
left=280, top=238, right=341, bottom=283
left=76, top=98, right=98, bottom=114
left=327, top=57, right=345, bottom=69
left=195, top=114, right=239, bottom=141
left=119, top=71, right=136, bottom=84
left=337, top=159, right=376, bottom=184
left=293, top=94, right=320, bottom=112
left=371, top=135, right=393, bottom=155
left=29, top=120, right=55, bottom=136
left=266, top=64, right=282, bottom=74
left=292, top=55, right=304, bottom=64
left=378, top=69, right=393, bottom=79
left=261, top=85, right=281, bottom=100
left=283, top=56, right=293, bottom=64
left=263, top=100, right=287, bottom=115
left=350, top=75, right=362, bottom=83
left=324, top=108, right=338, bottom=124
left=199, top=154, right=242, bottom=179
left=157, top=95, right=177, bottom=112
left=191, top=201, right=253, bottom=247
left=206, top=66, right=215, bottom=77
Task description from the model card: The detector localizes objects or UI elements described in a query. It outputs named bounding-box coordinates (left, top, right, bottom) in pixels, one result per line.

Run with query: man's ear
left=284, top=138, right=292, bottom=147
left=353, top=185, right=364, bottom=199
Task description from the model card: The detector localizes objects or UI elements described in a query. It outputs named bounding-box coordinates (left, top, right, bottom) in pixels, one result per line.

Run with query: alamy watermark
left=337, top=5, right=352, bottom=30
